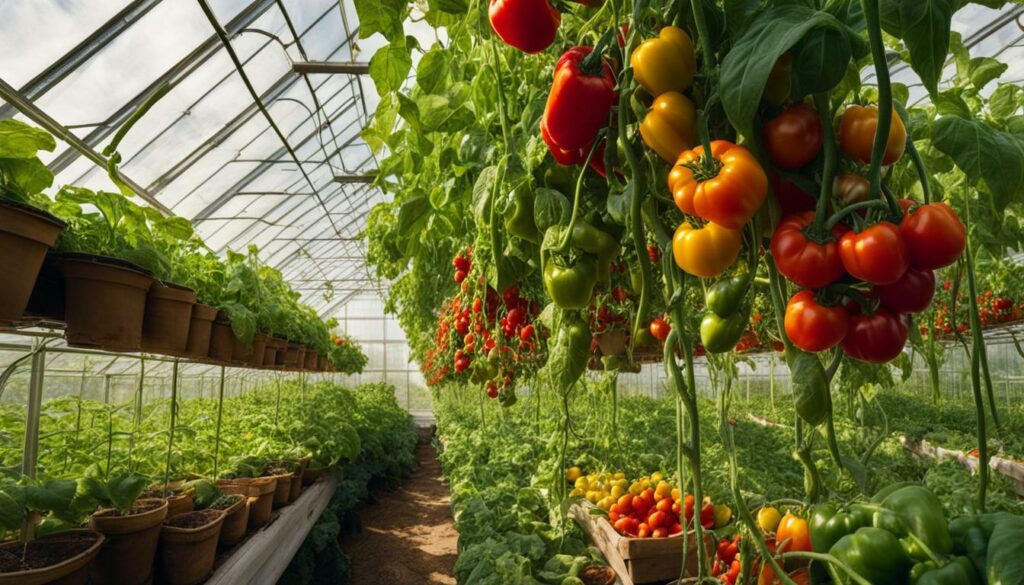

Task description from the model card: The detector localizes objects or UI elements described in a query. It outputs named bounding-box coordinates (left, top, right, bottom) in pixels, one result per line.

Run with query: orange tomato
left=669, top=140, right=767, bottom=229
left=672, top=221, right=742, bottom=278
left=775, top=512, right=812, bottom=552
left=839, top=104, right=907, bottom=165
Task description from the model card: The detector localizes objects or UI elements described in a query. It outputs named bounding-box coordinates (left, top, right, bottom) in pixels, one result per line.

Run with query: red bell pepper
left=488, top=0, right=560, bottom=54
left=542, top=46, right=617, bottom=153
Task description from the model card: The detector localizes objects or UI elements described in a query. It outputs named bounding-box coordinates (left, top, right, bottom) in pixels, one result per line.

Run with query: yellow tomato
left=757, top=506, right=783, bottom=533
left=613, top=472, right=626, bottom=480
left=641, top=92, right=697, bottom=163
left=586, top=491, right=600, bottom=503
left=654, top=481, right=672, bottom=500
left=673, top=221, right=742, bottom=278
left=671, top=488, right=681, bottom=500
left=611, top=485, right=626, bottom=498
left=574, top=477, right=589, bottom=490
left=570, top=487, right=585, bottom=498
left=630, top=26, right=697, bottom=96
left=566, top=467, right=582, bottom=482
left=650, top=472, right=664, bottom=483
left=714, top=504, right=733, bottom=527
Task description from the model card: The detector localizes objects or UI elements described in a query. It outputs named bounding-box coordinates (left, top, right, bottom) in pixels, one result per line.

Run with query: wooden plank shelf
left=899, top=436, right=1024, bottom=497
left=206, top=472, right=338, bottom=585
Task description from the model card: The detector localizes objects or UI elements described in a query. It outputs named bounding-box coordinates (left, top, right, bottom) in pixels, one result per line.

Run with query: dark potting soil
left=164, top=509, right=220, bottom=529
left=0, top=532, right=97, bottom=573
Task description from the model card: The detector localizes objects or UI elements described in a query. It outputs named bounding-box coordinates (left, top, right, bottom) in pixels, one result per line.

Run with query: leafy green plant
left=78, top=472, right=148, bottom=515
left=0, top=120, right=56, bottom=208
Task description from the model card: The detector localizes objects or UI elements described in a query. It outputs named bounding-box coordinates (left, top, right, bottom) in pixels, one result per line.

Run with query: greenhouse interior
left=1, top=0, right=1024, bottom=584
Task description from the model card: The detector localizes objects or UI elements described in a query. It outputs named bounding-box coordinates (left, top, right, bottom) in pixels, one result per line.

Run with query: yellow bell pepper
left=630, top=26, right=697, bottom=97
left=640, top=91, right=697, bottom=162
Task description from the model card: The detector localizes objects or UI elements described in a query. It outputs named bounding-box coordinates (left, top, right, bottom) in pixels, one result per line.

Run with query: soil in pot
left=213, top=494, right=248, bottom=548
left=157, top=509, right=224, bottom=585
left=207, top=315, right=234, bottom=363
left=88, top=498, right=168, bottom=585
left=0, top=200, right=65, bottom=325
left=0, top=529, right=103, bottom=585
left=141, top=283, right=197, bottom=356
left=184, top=304, right=217, bottom=359
left=58, top=254, right=154, bottom=352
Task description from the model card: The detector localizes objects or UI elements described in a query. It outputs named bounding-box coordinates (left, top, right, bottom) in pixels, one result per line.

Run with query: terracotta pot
left=215, top=494, right=249, bottom=548
left=89, top=498, right=168, bottom=585
left=0, top=529, right=103, bottom=585
left=261, top=344, right=277, bottom=370
left=141, top=283, right=196, bottom=356
left=207, top=314, right=234, bottom=363
left=219, top=478, right=275, bottom=530
left=271, top=473, right=292, bottom=508
left=282, top=343, right=301, bottom=369
left=58, top=254, right=154, bottom=352
left=231, top=332, right=267, bottom=367
left=156, top=509, right=224, bottom=585
left=301, top=467, right=328, bottom=486
left=0, top=201, right=64, bottom=324
left=594, top=330, right=628, bottom=357
left=164, top=494, right=194, bottom=519
left=288, top=474, right=302, bottom=502
left=303, top=349, right=318, bottom=371
left=184, top=304, right=217, bottom=359
left=24, top=254, right=65, bottom=322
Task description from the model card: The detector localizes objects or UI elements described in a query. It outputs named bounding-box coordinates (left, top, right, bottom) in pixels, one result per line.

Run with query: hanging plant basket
left=0, top=200, right=65, bottom=325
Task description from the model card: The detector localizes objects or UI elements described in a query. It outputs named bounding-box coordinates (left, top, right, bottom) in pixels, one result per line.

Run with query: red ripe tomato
left=841, top=308, right=909, bottom=363
left=649, top=318, right=671, bottom=341
left=519, top=324, right=535, bottom=343
left=648, top=510, right=669, bottom=530
left=682, top=494, right=695, bottom=520
left=614, top=516, right=639, bottom=536
left=764, top=103, right=824, bottom=169
left=838, top=222, right=909, bottom=285
left=455, top=270, right=468, bottom=284
left=488, top=0, right=560, bottom=54
left=700, top=501, right=715, bottom=529
left=453, top=255, right=471, bottom=272
left=651, top=527, right=668, bottom=538
left=785, top=290, right=849, bottom=352
left=486, top=383, right=499, bottom=398
left=633, top=496, right=652, bottom=516
left=900, top=203, right=966, bottom=270
left=647, top=245, right=661, bottom=263
left=877, top=268, right=936, bottom=314
left=770, top=212, right=848, bottom=289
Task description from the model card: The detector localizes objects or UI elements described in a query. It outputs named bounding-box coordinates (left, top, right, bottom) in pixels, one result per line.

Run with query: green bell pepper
left=543, top=256, right=598, bottom=310
left=786, top=348, right=829, bottom=426
left=505, top=185, right=541, bottom=244
left=910, top=556, right=980, bottom=585
left=566, top=219, right=619, bottom=285
left=829, top=527, right=913, bottom=585
left=878, top=486, right=953, bottom=561
left=706, top=274, right=751, bottom=318
left=700, top=308, right=749, bottom=354
left=809, top=503, right=874, bottom=584
left=951, top=512, right=1024, bottom=585
left=549, top=316, right=592, bottom=393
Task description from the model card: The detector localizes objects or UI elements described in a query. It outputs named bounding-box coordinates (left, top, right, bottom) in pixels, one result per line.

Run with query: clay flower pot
left=302, top=466, right=331, bottom=486
left=24, top=254, right=65, bottom=322
left=219, top=478, right=274, bottom=530
left=58, top=254, right=154, bottom=352
left=156, top=509, right=224, bottom=585
left=261, top=342, right=278, bottom=370
left=282, top=343, right=302, bottom=369
left=288, top=474, right=302, bottom=502
left=207, top=313, right=234, bottom=364
left=0, top=200, right=65, bottom=324
left=0, top=529, right=104, bottom=585
left=303, top=348, right=318, bottom=371
left=164, top=494, right=194, bottom=519
left=231, top=332, right=266, bottom=367
left=184, top=304, right=217, bottom=359
left=142, top=283, right=197, bottom=356
left=270, top=473, right=292, bottom=508
left=89, top=498, right=168, bottom=585
left=274, top=338, right=289, bottom=367
left=594, top=330, right=628, bottom=357
left=214, top=494, right=249, bottom=548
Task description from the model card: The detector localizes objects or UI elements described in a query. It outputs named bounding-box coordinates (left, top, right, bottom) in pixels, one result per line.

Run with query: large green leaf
left=25, top=479, right=77, bottom=514
left=0, top=490, right=24, bottom=533
left=416, top=48, right=449, bottom=95
left=0, top=119, right=56, bottom=158
left=721, top=6, right=853, bottom=140
left=352, top=0, right=405, bottom=41
left=0, top=157, right=54, bottom=199
left=790, top=26, right=852, bottom=96
left=900, top=0, right=954, bottom=96
left=932, top=115, right=1024, bottom=210
left=533, top=188, right=569, bottom=233
left=368, top=42, right=412, bottom=96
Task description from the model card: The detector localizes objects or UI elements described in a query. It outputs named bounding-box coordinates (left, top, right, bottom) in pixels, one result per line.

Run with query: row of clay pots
left=0, top=201, right=337, bottom=371
left=0, top=465, right=326, bottom=585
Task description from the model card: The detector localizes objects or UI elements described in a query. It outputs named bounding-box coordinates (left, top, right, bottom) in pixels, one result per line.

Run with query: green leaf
left=473, top=166, right=499, bottom=226
left=0, top=157, right=54, bottom=199
left=899, top=0, right=954, bottom=96
left=432, top=0, right=468, bottom=13
left=368, top=42, right=412, bottom=96
left=107, top=474, right=147, bottom=513
left=932, top=116, right=1024, bottom=210
left=967, top=56, right=1007, bottom=92
left=934, top=90, right=972, bottom=118
left=0, top=119, right=56, bottom=158
left=790, top=26, right=852, bottom=96
left=353, top=0, right=405, bottom=41
left=989, top=84, right=1023, bottom=120
left=533, top=188, right=569, bottom=233
left=0, top=490, right=24, bottom=533
left=153, top=216, right=194, bottom=241
left=878, top=0, right=903, bottom=35
left=396, top=195, right=431, bottom=238
left=606, top=184, right=632, bottom=224
left=721, top=6, right=854, bottom=140
left=416, top=49, right=449, bottom=95
left=25, top=479, right=77, bottom=513
left=417, top=95, right=452, bottom=132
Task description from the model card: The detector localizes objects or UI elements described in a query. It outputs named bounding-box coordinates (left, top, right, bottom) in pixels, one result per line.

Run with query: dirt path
left=341, top=441, right=458, bottom=584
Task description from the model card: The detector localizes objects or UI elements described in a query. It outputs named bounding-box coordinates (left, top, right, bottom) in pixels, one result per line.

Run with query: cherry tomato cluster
left=712, top=535, right=742, bottom=585
left=608, top=487, right=715, bottom=539
left=925, top=289, right=1021, bottom=338
left=452, top=249, right=473, bottom=285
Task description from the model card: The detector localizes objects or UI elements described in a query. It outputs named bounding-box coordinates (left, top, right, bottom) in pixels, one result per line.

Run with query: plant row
left=0, top=119, right=366, bottom=373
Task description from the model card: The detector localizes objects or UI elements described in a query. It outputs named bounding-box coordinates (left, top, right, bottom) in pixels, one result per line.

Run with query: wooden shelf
left=206, top=472, right=338, bottom=585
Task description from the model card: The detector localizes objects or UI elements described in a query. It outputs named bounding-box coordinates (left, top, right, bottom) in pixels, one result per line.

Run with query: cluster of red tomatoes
left=765, top=103, right=968, bottom=363
left=924, top=289, right=1020, bottom=339
left=609, top=488, right=715, bottom=539
left=712, top=535, right=742, bottom=584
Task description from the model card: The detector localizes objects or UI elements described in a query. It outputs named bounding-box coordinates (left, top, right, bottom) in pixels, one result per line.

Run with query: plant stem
left=825, top=200, right=889, bottom=231
left=162, top=360, right=180, bottom=498
left=860, top=0, right=900, bottom=214
left=812, top=93, right=838, bottom=233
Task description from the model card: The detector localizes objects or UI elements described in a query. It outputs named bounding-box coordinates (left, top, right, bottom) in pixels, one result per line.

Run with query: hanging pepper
left=670, top=140, right=768, bottom=230
left=542, top=46, right=617, bottom=153
left=910, top=557, right=980, bottom=585
left=505, top=185, right=541, bottom=243
left=787, top=349, right=828, bottom=426
left=829, top=527, right=913, bottom=585
left=700, top=308, right=750, bottom=354
left=809, top=504, right=873, bottom=583
left=549, top=314, right=592, bottom=392
left=630, top=26, right=697, bottom=97
left=948, top=512, right=1024, bottom=583
left=640, top=91, right=697, bottom=163
left=543, top=256, right=598, bottom=309
left=876, top=485, right=953, bottom=561
left=488, top=0, right=560, bottom=54
left=542, top=220, right=619, bottom=309
left=706, top=274, right=751, bottom=318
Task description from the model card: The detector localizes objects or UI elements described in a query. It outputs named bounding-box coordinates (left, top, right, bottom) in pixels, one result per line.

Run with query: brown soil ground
left=341, top=441, right=458, bottom=584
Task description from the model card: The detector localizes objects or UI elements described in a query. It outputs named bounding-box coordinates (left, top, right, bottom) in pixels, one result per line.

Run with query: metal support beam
left=333, top=173, right=377, bottom=184
left=0, top=0, right=164, bottom=120
left=0, top=77, right=173, bottom=216
left=292, top=61, right=370, bottom=75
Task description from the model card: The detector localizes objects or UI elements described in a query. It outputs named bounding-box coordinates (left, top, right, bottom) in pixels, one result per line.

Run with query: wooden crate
left=571, top=501, right=713, bottom=585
